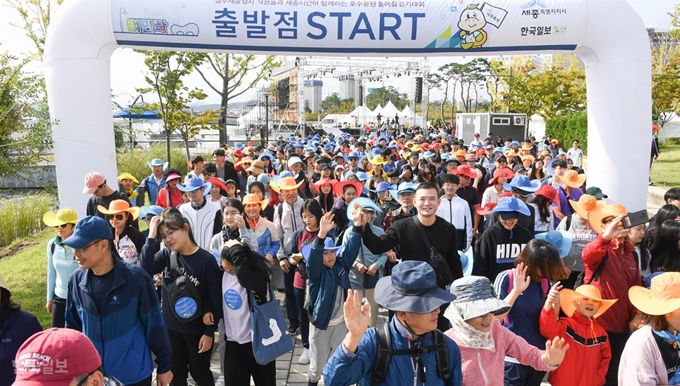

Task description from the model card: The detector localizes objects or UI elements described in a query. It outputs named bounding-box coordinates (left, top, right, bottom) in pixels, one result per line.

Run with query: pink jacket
left=619, top=325, right=669, bottom=386
left=445, top=319, right=552, bottom=386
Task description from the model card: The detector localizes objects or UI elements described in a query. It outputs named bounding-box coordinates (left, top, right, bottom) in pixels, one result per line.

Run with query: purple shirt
left=553, top=187, right=583, bottom=228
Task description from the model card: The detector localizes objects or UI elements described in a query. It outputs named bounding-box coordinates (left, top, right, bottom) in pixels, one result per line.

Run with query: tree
left=651, top=6, right=680, bottom=128
left=137, top=51, right=207, bottom=163
left=5, top=0, right=63, bottom=64
left=191, top=53, right=281, bottom=144
left=365, top=86, right=408, bottom=110
left=321, top=93, right=342, bottom=111
left=172, top=108, right=219, bottom=160
left=0, top=54, right=54, bottom=178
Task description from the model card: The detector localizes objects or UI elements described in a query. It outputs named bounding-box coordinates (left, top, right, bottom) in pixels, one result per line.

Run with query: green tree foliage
left=365, top=86, right=408, bottom=110
left=117, top=143, right=191, bottom=184
left=502, top=55, right=586, bottom=123
left=652, top=5, right=680, bottom=128
left=137, top=51, right=215, bottom=162
left=5, top=0, right=63, bottom=63
left=0, top=54, right=54, bottom=178
left=191, top=54, right=281, bottom=143
left=545, top=111, right=588, bottom=155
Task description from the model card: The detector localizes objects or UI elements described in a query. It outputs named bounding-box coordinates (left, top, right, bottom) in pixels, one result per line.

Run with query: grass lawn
left=652, top=142, right=680, bottom=188
left=0, top=229, right=55, bottom=329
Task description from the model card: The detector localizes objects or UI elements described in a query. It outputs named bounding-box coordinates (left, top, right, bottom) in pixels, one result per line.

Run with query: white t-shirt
left=566, top=148, right=583, bottom=167
left=222, top=272, right=252, bottom=344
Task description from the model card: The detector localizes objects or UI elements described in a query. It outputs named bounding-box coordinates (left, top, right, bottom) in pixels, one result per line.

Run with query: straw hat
left=562, top=170, right=586, bottom=189
left=560, top=285, right=617, bottom=319
left=629, top=272, right=680, bottom=316
left=43, top=209, right=79, bottom=227
left=587, top=203, right=628, bottom=234
left=270, top=177, right=303, bottom=193
left=242, top=193, right=269, bottom=211
left=569, top=194, right=606, bottom=220
left=236, top=157, right=253, bottom=167
left=247, top=160, right=265, bottom=174
left=96, top=199, right=140, bottom=220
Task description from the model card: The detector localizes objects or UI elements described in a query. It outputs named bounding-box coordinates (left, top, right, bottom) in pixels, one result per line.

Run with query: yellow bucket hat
left=117, top=172, right=139, bottom=184
left=43, top=208, right=78, bottom=227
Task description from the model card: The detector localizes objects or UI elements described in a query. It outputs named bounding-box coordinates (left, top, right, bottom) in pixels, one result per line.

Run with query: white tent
left=348, top=105, right=374, bottom=125
left=237, top=106, right=266, bottom=127
left=372, top=104, right=383, bottom=118
left=401, top=105, right=424, bottom=126
left=381, top=101, right=401, bottom=119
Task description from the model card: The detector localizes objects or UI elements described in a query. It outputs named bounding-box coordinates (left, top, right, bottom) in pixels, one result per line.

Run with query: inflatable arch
left=44, top=0, right=650, bottom=215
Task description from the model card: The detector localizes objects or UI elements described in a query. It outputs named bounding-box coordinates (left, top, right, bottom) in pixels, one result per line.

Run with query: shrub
left=116, top=143, right=192, bottom=183
left=545, top=111, right=588, bottom=155
left=0, top=193, right=56, bottom=247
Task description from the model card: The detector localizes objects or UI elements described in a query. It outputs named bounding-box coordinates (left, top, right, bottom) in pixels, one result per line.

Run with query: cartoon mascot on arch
left=459, top=4, right=488, bottom=49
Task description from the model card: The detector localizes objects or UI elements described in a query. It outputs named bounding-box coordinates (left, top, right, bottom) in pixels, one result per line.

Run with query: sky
left=0, top=0, right=676, bottom=107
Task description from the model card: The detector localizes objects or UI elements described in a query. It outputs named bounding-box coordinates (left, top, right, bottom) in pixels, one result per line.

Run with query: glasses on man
left=107, top=214, right=125, bottom=221
left=73, top=239, right=101, bottom=257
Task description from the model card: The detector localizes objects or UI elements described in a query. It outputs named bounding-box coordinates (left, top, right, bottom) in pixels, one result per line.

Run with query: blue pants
left=504, top=362, right=545, bottom=386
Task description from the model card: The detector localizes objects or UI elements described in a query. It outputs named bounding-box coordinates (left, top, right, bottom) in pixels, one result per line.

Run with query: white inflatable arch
left=45, top=0, right=650, bottom=215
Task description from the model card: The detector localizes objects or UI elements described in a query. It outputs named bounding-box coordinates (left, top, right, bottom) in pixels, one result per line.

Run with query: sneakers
left=215, top=376, right=225, bottom=386
left=298, top=348, right=310, bottom=365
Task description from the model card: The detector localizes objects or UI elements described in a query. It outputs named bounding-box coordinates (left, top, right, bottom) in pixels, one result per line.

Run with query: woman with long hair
left=313, top=178, right=337, bottom=214
left=258, top=151, right=277, bottom=176
left=649, top=220, right=680, bottom=274
left=206, top=177, right=229, bottom=209
left=494, top=239, right=570, bottom=386
left=331, top=181, right=363, bottom=235
left=214, top=235, right=276, bottom=386
left=43, top=208, right=80, bottom=328
left=98, top=199, right=145, bottom=266
left=529, top=185, right=557, bottom=234
left=209, top=199, right=258, bottom=255
left=643, top=204, right=680, bottom=248
left=416, top=163, right=439, bottom=190
left=528, top=159, right=546, bottom=181
left=141, top=208, right=223, bottom=386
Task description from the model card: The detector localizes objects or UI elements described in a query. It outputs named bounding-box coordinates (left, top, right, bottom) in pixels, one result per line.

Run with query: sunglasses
left=107, top=214, right=125, bottom=221
left=54, top=224, right=70, bottom=229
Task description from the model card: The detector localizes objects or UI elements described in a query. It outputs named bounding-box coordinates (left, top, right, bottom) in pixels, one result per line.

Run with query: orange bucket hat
left=569, top=194, right=606, bottom=221
left=560, top=285, right=617, bottom=319
left=97, top=199, right=140, bottom=220
left=242, top=193, right=269, bottom=211
left=270, top=177, right=303, bottom=193
left=629, top=272, right=680, bottom=316
left=561, top=170, right=586, bottom=189
left=587, top=203, right=628, bottom=234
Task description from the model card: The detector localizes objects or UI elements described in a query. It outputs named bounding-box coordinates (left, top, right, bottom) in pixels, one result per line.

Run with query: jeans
left=283, top=267, right=299, bottom=331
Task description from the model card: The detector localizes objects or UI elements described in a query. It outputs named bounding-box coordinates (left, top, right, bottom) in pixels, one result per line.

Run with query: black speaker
left=415, top=77, right=423, bottom=103
left=358, top=85, right=364, bottom=106
left=276, top=78, right=290, bottom=109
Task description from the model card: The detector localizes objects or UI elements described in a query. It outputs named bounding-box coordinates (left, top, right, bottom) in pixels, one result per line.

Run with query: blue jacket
left=323, top=317, right=463, bottom=386
left=65, top=257, right=171, bottom=385
left=137, top=173, right=166, bottom=206
left=0, top=307, right=42, bottom=386
left=307, top=231, right=361, bottom=330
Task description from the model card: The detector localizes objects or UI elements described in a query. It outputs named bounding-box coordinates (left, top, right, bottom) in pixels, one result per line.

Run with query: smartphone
left=622, top=210, right=649, bottom=229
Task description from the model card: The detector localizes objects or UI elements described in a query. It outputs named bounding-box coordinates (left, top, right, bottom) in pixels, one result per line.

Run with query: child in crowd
left=540, top=284, right=616, bottom=386
left=301, top=210, right=361, bottom=386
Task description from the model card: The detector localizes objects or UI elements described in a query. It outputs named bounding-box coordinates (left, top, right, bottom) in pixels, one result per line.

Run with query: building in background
left=339, top=75, right=356, bottom=100
left=303, top=80, right=323, bottom=113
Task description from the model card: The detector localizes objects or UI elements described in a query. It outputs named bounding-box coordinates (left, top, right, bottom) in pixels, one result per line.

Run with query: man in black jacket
left=213, top=149, right=239, bottom=183
left=352, top=182, right=462, bottom=331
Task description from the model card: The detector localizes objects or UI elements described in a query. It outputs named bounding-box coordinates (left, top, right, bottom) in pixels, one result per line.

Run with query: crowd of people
left=2, top=126, right=680, bottom=386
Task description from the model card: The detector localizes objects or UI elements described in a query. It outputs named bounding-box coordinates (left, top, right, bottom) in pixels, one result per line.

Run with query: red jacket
left=540, top=308, right=611, bottom=386
left=581, top=235, right=640, bottom=332
left=155, top=187, right=183, bottom=208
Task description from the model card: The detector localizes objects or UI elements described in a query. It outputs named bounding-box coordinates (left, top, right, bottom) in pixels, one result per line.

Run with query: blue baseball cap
left=62, top=216, right=113, bottom=249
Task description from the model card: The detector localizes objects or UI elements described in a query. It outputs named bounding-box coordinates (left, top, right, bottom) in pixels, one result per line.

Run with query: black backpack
left=165, top=251, right=203, bottom=323
left=574, top=252, right=608, bottom=289
left=371, top=322, right=451, bottom=386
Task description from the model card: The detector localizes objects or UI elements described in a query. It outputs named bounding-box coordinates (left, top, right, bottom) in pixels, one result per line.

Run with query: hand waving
left=512, top=262, right=531, bottom=295
left=542, top=336, right=569, bottom=366
left=319, top=212, right=336, bottom=238
left=343, top=289, right=370, bottom=338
